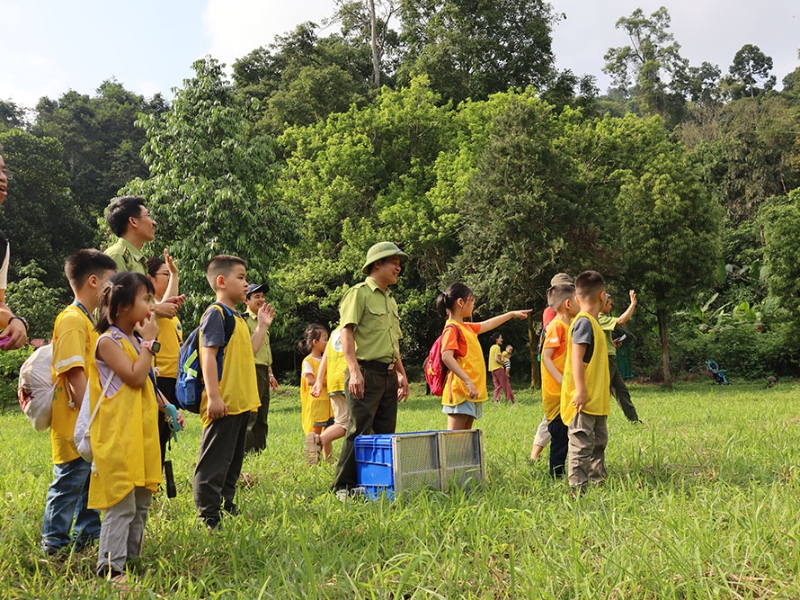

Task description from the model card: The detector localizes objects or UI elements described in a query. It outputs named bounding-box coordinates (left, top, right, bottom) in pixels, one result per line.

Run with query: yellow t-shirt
left=541, top=317, right=568, bottom=422
left=488, top=343, right=503, bottom=372
left=199, top=307, right=260, bottom=428
left=88, top=329, right=161, bottom=510
left=50, top=305, right=97, bottom=465
left=560, top=313, right=611, bottom=425
left=442, top=321, right=487, bottom=406
left=153, top=316, right=182, bottom=379
left=300, top=355, right=332, bottom=433
left=326, top=327, right=347, bottom=395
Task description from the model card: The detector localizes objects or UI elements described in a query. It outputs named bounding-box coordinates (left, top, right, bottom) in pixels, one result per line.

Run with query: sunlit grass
left=1, top=381, right=799, bottom=598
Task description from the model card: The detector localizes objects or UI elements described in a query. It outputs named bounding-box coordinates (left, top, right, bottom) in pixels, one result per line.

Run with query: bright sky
left=2, top=0, right=799, bottom=109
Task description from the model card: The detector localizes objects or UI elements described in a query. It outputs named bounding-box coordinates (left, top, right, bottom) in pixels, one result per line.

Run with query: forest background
left=2, top=1, right=800, bottom=393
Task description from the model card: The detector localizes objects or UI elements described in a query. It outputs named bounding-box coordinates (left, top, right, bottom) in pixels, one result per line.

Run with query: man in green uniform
left=104, top=196, right=182, bottom=319
left=332, top=242, right=410, bottom=494
left=597, top=290, right=641, bottom=423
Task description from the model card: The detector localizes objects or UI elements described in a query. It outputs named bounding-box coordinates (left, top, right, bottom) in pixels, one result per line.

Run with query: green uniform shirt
left=339, top=277, right=402, bottom=364
left=245, top=309, right=273, bottom=367
left=104, top=238, right=147, bottom=274
left=597, top=313, right=618, bottom=356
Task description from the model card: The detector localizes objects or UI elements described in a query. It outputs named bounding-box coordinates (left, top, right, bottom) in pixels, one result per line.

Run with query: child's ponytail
left=298, top=323, right=327, bottom=355
left=436, top=282, right=474, bottom=319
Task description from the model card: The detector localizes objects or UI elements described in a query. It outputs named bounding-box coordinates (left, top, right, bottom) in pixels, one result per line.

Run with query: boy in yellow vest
left=193, top=255, right=260, bottom=530
left=539, top=283, right=579, bottom=478
left=560, top=271, right=611, bottom=493
left=42, top=249, right=116, bottom=555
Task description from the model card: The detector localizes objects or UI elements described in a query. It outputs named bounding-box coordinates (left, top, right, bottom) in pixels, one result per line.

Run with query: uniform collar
left=117, top=237, right=145, bottom=262
left=364, top=277, right=392, bottom=296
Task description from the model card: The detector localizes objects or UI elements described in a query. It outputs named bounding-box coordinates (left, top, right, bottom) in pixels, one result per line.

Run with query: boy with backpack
left=193, top=255, right=259, bottom=530
left=42, top=249, right=116, bottom=555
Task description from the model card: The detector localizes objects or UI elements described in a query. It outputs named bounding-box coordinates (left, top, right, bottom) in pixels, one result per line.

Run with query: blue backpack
left=175, top=302, right=236, bottom=413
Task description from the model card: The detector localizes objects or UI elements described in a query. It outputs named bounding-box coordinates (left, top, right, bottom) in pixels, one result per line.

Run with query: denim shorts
left=441, top=400, right=483, bottom=419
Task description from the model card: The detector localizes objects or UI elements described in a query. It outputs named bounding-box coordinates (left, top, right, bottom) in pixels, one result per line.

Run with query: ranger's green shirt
left=339, top=278, right=402, bottom=364
left=597, top=313, right=618, bottom=356
left=104, top=238, right=147, bottom=274
left=245, top=309, right=273, bottom=367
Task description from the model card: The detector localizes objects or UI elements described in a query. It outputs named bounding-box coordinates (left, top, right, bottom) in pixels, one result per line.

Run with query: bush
left=0, top=345, right=32, bottom=410
left=5, top=261, right=68, bottom=340
left=674, top=322, right=796, bottom=380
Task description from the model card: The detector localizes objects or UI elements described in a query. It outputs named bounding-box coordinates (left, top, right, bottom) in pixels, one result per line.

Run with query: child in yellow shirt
left=560, top=271, right=611, bottom=492
left=41, top=250, right=116, bottom=556
left=437, top=282, right=531, bottom=431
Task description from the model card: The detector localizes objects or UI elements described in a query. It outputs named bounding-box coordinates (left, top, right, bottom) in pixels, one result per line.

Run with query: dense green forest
left=2, top=3, right=799, bottom=385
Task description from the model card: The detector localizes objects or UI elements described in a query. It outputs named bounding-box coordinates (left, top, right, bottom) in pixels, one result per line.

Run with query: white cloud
left=203, top=0, right=334, bottom=66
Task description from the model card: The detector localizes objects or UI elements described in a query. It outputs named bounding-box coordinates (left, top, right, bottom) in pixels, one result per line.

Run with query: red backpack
left=424, top=324, right=462, bottom=396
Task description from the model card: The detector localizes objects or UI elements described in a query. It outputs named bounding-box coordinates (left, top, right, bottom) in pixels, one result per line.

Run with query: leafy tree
left=233, top=23, right=373, bottom=136
left=761, top=188, right=800, bottom=312
left=32, top=80, right=164, bottom=234
left=397, top=0, right=557, bottom=105
left=5, top=262, right=67, bottom=339
left=0, top=129, right=92, bottom=287
left=603, top=6, right=688, bottom=124
left=123, top=58, right=297, bottom=323
left=276, top=78, right=456, bottom=361
left=0, top=100, right=26, bottom=131
left=611, top=117, right=722, bottom=383
left=688, top=96, right=800, bottom=224
left=724, top=44, right=776, bottom=100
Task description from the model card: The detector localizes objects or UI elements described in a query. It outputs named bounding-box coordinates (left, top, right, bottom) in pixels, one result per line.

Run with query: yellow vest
left=153, top=315, right=182, bottom=379
left=300, top=355, right=331, bottom=433
left=88, top=330, right=161, bottom=510
left=560, top=312, right=610, bottom=425
left=443, top=321, right=488, bottom=406
left=326, top=327, right=347, bottom=395
left=541, top=318, right=568, bottom=422
left=198, top=308, right=260, bottom=428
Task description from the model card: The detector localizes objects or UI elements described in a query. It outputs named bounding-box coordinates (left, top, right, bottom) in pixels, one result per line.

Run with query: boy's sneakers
left=305, top=432, right=322, bottom=466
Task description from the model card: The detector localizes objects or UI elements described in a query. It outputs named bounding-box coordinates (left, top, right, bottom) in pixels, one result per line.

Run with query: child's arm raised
left=97, top=314, right=159, bottom=388
left=477, top=309, right=532, bottom=334
left=201, top=345, right=228, bottom=420
left=441, top=350, right=479, bottom=399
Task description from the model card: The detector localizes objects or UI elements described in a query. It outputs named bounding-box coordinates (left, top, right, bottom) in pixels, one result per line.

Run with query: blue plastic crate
left=355, top=431, right=440, bottom=500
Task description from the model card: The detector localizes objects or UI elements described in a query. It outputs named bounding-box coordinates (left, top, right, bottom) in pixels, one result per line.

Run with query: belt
left=358, top=360, right=396, bottom=373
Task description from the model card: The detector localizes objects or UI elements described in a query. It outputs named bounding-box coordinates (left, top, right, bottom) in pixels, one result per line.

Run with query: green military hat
left=361, top=242, right=409, bottom=274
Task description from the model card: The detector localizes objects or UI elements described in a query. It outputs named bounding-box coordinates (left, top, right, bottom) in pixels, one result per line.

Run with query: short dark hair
left=206, top=255, right=246, bottom=290
left=64, top=249, right=117, bottom=289
left=575, top=270, right=606, bottom=300
left=547, top=283, right=576, bottom=310
left=105, top=196, right=147, bottom=237
left=96, top=272, right=155, bottom=333
left=146, top=256, right=166, bottom=278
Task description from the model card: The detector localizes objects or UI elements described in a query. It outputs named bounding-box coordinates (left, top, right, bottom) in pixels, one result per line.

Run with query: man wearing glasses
left=104, top=196, right=182, bottom=319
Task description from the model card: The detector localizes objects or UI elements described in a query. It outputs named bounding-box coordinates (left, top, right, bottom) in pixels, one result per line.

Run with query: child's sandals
left=304, top=432, right=322, bottom=466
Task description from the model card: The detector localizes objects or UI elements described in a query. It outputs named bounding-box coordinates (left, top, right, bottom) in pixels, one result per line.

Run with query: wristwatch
left=141, top=340, right=161, bottom=354
left=8, top=315, right=28, bottom=332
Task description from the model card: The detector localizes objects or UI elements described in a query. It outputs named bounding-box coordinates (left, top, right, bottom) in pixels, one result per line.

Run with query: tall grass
left=1, top=381, right=799, bottom=598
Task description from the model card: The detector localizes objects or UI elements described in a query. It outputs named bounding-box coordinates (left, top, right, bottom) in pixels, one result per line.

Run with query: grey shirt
left=571, top=316, right=595, bottom=363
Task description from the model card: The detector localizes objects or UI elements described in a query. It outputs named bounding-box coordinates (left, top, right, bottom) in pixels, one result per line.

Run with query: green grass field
left=1, top=381, right=799, bottom=599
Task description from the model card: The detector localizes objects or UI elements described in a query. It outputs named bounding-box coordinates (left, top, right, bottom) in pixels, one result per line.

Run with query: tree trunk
left=528, top=318, right=541, bottom=389
left=368, top=0, right=381, bottom=88
left=657, top=308, right=672, bottom=385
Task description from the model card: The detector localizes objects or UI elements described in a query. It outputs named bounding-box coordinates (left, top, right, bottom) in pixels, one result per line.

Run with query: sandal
left=304, top=432, right=322, bottom=466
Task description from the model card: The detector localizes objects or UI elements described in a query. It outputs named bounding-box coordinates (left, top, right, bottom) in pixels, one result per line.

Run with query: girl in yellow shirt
left=299, top=324, right=333, bottom=465
left=89, top=272, right=183, bottom=585
left=437, top=282, right=531, bottom=431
